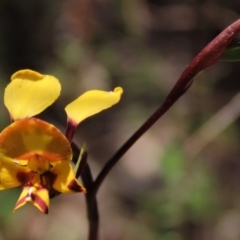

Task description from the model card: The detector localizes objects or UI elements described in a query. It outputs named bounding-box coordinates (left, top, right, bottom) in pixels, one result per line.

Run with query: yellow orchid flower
left=0, top=69, right=123, bottom=214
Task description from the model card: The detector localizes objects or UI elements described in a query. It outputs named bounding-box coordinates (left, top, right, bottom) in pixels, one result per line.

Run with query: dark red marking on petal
left=65, top=118, right=77, bottom=143
left=68, top=179, right=86, bottom=193
left=32, top=193, right=49, bottom=214
left=14, top=196, right=26, bottom=211
left=17, top=171, right=32, bottom=185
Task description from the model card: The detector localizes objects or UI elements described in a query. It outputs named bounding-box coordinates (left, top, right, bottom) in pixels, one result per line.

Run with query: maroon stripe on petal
left=13, top=197, right=26, bottom=211
left=68, top=180, right=86, bottom=193
left=32, top=194, right=49, bottom=214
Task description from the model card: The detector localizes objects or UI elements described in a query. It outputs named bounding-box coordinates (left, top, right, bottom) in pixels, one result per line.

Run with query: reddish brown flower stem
left=91, top=18, right=240, bottom=197
left=78, top=19, right=240, bottom=240
left=71, top=143, right=99, bottom=240
left=82, top=164, right=99, bottom=240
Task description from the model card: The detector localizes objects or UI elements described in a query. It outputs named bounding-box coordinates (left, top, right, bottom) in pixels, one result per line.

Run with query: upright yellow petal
left=65, top=87, right=123, bottom=124
left=51, top=162, right=86, bottom=193
left=4, top=69, right=61, bottom=120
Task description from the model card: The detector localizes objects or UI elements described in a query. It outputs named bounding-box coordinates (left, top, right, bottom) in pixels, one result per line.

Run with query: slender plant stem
left=91, top=18, right=240, bottom=196
left=71, top=143, right=99, bottom=240
left=81, top=164, right=99, bottom=240
left=80, top=18, right=240, bottom=240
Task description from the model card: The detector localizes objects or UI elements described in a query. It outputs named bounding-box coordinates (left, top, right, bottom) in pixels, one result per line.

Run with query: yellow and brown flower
left=0, top=69, right=123, bottom=213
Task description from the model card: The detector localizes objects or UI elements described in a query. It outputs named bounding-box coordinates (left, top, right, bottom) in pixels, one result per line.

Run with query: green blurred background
left=0, top=1, right=240, bottom=239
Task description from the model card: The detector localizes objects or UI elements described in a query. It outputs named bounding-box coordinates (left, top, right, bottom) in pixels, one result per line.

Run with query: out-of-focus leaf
left=160, top=144, right=185, bottom=186
left=154, top=232, right=183, bottom=240
left=186, top=163, right=221, bottom=221
left=0, top=188, right=21, bottom=218
left=220, top=42, right=240, bottom=61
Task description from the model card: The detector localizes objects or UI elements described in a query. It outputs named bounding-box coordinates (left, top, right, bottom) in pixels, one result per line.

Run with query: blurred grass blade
left=220, top=41, right=240, bottom=61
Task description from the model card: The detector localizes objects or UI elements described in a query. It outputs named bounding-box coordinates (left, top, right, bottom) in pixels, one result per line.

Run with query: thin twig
left=91, top=18, right=240, bottom=196
left=184, top=91, right=240, bottom=159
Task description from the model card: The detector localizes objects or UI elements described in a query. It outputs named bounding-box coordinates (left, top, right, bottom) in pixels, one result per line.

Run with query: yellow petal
left=65, top=87, right=123, bottom=124
left=0, top=118, right=72, bottom=164
left=51, top=162, right=86, bottom=193
left=14, top=186, right=49, bottom=214
left=0, top=156, right=32, bottom=190
left=13, top=187, right=28, bottom=211
left=4, top=69, right=61, bottom=120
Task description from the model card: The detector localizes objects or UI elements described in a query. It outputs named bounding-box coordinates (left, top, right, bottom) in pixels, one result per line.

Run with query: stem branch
left=91, top=18, right=240, bottom=196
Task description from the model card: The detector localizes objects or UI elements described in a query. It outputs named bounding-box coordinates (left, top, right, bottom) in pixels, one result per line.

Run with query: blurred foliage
left=220, top=42, right=240, bottom=62
left=138, top=144, right=222, bottom=240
